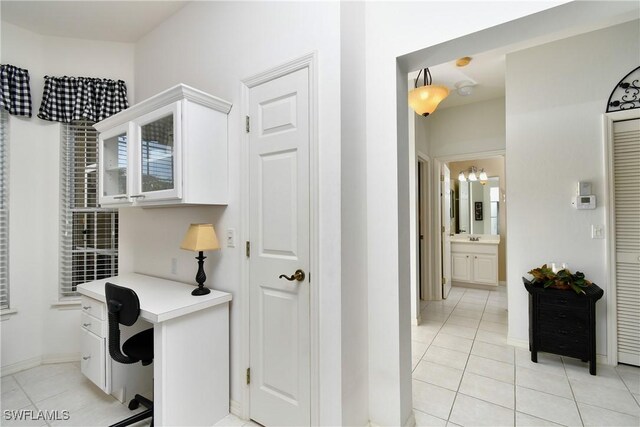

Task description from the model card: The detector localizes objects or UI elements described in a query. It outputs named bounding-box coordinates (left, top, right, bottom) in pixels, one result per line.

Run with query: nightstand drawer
left=539, top=333, right=587, bottom=358
left=538, top=306, right=589, bottom=331
left=81, top=312, right=106, bottom=338
left=81, top=296, right=106, bottom=320
left=538, top=293, right=588, bottom=309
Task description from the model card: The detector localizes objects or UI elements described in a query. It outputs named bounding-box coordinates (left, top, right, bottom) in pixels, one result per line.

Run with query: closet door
left=613, top=118, right=640, bottom=366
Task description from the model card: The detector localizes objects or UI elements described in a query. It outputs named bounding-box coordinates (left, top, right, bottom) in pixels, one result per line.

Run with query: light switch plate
left=591, top=225, right=604, bottom=239
left=227, top=228, right=236, bottom=248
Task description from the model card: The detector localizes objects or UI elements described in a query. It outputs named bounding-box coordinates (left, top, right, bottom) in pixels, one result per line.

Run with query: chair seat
left=122, top=328, right=154, bottom=364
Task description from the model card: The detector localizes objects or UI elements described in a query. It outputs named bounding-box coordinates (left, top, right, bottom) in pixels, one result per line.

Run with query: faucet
left=469, top=236, right=480, bottom=242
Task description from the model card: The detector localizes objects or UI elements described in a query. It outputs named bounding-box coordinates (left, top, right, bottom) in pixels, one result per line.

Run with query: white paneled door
left=441, top=164, right=452, bottom=298
left=248, top=67, right=310, bottom=426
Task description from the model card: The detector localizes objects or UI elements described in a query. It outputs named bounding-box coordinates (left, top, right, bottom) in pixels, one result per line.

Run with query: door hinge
left=440, top=175, right=444, bottom=182
left=246, top=116, right=250, bottom=133
left=442, top=277, right=447, bottom=285
left=441, top=226, right=445, bottom=233
left=245, top=241, right=250, bottom=258
left=246, top=367, right=251, bottom=385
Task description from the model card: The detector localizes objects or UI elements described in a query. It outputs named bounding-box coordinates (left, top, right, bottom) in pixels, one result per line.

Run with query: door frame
left=417, top=153, right=433, bottom=303
left=431, top=150, right=505, bottom=300
left=239, top=52, right=319, bottom=423
left=603, top=108, right=640, bottom=366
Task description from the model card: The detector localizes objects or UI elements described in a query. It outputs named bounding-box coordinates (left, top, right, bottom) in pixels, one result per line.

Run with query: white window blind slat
left=60, top=121, right=118, bottom=298
left=613, top=118, right=640, bottom=367
left=0, top=110, right=9, bottom=310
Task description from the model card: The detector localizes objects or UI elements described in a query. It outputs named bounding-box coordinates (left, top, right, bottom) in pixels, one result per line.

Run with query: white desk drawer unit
left=80, top=295, right=109, bottom=392
left=78, top=273, right=232, bottom=426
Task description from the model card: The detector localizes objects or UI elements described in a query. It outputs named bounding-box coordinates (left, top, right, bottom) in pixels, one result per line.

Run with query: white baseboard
left=506, top=339, right=611, bottom=366
left=1, top=353, right=80, bottom=377
left=1, top=356, right=43, bottom=376
left=42, top=353, right=80, bottom=364
left=507, top=337, right=529, bottom=349
left=370, top=413, right=416, bottom=427
left=411, top=313, right=422, bottom=326
left=230, top=399, right=243, bottom=418
left=404, top=412, right=416, bottom=427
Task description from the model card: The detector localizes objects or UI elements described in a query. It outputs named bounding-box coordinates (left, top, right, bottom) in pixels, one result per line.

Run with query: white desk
left=78, top=273, right=232, bottom=426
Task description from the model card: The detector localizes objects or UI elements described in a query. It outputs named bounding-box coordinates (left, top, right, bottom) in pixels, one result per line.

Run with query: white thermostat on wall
left=572, top=195, right=596, bottom=209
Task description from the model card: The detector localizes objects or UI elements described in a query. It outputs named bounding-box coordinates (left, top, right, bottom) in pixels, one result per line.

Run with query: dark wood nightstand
left=524, top=278, right=604, bottom=375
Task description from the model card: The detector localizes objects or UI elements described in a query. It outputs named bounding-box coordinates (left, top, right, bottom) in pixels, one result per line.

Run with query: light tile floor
left=0, top=363, right=255, bottom=427
left=2, top=287, right=638, bottom=427
left=412, top=285, right=640, bottom=427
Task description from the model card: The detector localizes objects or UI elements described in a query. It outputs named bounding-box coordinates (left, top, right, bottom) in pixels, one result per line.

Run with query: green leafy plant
left=527, top=264, right=592, bottom=294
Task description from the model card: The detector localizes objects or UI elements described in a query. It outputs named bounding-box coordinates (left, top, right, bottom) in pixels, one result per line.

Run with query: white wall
left=128, top=2, right=342, bottom=423
left=340, top=1, right=369, bottom=425
left=0, top=22, right=134, bottom=369
left=363, top=3, right=568, bottom=425
left=422, top=97, right=506, bottom=158
left=505, top=19, right=640, bottom=354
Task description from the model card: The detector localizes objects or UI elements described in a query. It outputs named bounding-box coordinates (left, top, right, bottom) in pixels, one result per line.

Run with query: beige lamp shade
left=180, top=224, right=220, bottom=252
left=408, top=85, right=450, bottom=117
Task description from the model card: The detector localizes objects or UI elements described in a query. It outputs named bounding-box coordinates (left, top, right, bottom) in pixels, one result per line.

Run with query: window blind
left=60, top=121, right=118, bottom=298
left=0, top=110, right=9, bottom=309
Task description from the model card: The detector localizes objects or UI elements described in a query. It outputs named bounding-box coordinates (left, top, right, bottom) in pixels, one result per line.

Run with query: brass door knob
left=279, top=269, right=306, bottom=282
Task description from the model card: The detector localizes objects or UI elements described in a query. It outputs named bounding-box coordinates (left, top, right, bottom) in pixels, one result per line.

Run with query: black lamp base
left=191, top=286, right=211, bottom=296
left=191, top=251, right=211, bottom=297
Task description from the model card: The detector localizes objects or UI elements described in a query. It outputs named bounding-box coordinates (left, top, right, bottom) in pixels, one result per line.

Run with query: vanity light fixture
left=458, top=166, right=488, bottom=185
left=408, top=68, right=450, bottom=117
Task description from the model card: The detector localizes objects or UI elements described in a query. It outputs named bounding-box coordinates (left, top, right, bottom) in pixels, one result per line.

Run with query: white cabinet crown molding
left=95, top=84, right=232, bottom=132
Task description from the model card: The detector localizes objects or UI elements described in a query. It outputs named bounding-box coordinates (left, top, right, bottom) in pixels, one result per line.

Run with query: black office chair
left=106, top=282, right=154, bottom=427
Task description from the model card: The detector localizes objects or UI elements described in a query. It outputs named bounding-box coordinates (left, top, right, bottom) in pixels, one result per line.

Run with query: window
left=60, top=121, right=118, bottom=298
left=0, top=110, right=9, bottom=310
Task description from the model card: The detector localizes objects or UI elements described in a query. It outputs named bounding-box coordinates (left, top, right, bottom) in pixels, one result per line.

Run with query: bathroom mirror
left=455, top=177, right=499, bottom=235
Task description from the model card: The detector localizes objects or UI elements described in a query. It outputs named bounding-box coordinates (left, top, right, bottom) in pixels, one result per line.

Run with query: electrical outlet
left=591, top=225, right=604, bottom=239
left=171, top=258, right=178, bottom=274
left=227, top=228, right=236, bottom=248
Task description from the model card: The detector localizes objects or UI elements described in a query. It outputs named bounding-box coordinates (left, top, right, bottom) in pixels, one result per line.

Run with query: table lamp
left=180, top=223, right=220, bottom=296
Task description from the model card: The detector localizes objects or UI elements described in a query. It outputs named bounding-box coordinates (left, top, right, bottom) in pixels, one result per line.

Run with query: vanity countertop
left=451, top=234, right=500, bottom=245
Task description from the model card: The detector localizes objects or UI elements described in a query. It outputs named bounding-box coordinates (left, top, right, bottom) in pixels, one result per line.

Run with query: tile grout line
left=613, top=364, right=640, bottom=407
left=561, top=356, right=585, bottom=427
left=11, top=374, right=52, bottom=427
left=447, top=288, right=491, bottom=424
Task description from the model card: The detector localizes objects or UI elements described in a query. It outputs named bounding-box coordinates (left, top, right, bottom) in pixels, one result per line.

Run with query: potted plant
left=526, top=264, right=592, bottom=294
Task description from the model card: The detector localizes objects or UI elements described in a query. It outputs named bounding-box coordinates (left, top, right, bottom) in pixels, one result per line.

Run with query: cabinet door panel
left=473, top=254, right=497, bottom=284
left=99, top=123, right=131, bottom=205
left=451, top=253, right=471, bottom=282
left=134, top=102, right=182, bottom=202
left=81, top=329, right=106, bottom=391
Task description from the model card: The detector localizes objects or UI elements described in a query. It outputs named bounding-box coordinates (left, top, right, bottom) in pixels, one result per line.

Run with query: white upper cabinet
left=95, top=84, right=231, bottom=207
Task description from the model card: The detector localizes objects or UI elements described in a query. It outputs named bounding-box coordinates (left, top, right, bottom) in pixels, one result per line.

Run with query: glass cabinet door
left=134, top=102, right=181, bottom=201
left=100, top=127, right=129, bottom=203
left=141, top=114, right=174, bottom=193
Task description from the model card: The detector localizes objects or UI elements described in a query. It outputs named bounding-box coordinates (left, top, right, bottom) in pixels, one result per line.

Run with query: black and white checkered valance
left=0, top=64, right=32, bottom=117
left=38, top=76, right=128, bottom=123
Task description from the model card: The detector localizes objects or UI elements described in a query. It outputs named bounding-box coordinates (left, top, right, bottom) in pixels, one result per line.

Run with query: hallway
left=411, top=286, right=640, bottom=426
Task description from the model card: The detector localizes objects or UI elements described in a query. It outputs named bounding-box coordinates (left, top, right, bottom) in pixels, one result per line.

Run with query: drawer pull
left=82, top=355, right=91, bottom=360
left=82, top=306, right=91, bottom=310
left=82, top=323, right=91, bottom=327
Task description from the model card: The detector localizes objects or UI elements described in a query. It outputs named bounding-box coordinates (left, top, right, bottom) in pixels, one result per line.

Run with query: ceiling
left=409, top=50, right=506, bottom=110
left=1, top=1, right=188, bottom=43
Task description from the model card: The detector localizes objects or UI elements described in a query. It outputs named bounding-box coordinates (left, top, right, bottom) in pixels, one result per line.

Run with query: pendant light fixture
left=409, top=68, right=450, bottom=117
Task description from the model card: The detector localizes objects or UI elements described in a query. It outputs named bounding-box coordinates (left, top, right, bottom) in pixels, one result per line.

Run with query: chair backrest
left=105, top=282, right=141, bottom=364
